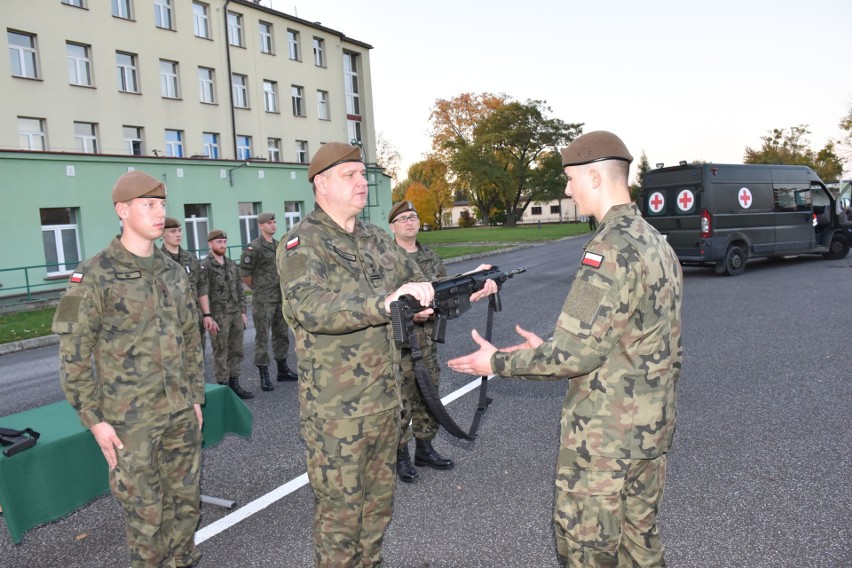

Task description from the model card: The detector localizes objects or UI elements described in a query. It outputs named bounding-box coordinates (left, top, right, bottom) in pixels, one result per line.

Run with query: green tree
left=744, top=125, right=843, bottom=181
left=629, top=151, right=650, bottom=203
left=408, top=156, right=453, bottom=229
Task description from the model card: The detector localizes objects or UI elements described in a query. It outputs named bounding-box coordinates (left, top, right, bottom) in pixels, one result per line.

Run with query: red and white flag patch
left=286, top=236, right=300, bottom=250
left=70, top=272, right=84, bottom=283
left=581, top=252, right=603, bottom=269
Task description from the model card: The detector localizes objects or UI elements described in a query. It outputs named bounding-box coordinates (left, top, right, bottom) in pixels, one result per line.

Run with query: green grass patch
left=417, top=223, right=589, bottom=245
left=432, top=245, right=514, bottom=260
left=0, top=306, right=56, bottom=344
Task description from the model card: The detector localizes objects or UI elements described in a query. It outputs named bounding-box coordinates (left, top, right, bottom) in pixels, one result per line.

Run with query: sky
left=269, top=0, right=852, bottom=182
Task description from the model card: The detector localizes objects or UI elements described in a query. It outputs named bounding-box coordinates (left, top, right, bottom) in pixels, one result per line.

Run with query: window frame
left=232, top=73, right=248, bottom=108
left=41, top=208, right=81, bottom=276
left=193, top=2, right=210, bottom=39
left=259, top=21, right=274, bottom=54
left=236, top=135, right=252, bottom=161
left=238, top=202, right=260, bottom=246
left=8, top=30, right=39, bottom=79
left=267, top=138, right=281, bottom=162
left=154, top=0, right=174, bottom=30
left=198, top=66, right=215, bottom=103
left=74, top=122, right=98, bottom=154
left=295, top=140, right=308, bottom=164
left=18, top=117, right=46, bottom=151
left=123, top=125, right=144, bottom=155
left=287, top=29, right=300, bottom=60
left=291, top=85, right=305, bottom=117
left=66, top=42, right=93, bottom=87
left=313, top=37, right=325, bottom=67
left=159, top=59, right=180, bottom=99
left=165, top=128, right=184, bottom=157
left=202, top=132, right=220, bottom=159
left=116, top=51, right=139, bottom=93
left=111, top=0, right=133, bottom=20
left=316, top=90, right=330, bottom=120
left=263, top=80, right=278, bottom=113
left=227, top=11, right=243, bottom=47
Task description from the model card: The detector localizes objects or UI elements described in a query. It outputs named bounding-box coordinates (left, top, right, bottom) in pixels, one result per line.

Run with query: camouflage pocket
left=554, top=466, right=625, bottom=554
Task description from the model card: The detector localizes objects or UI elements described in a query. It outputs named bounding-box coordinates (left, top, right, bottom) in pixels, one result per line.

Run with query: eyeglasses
left=392, top=213, right=419, bottom=223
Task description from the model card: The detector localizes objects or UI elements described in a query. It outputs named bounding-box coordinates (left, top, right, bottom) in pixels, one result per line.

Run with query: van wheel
left=720, top=245, right=747, bottom=276
left=823, top=234, right=850, bottom=260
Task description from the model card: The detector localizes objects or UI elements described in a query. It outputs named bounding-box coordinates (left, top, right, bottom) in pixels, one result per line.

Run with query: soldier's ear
left=115, top=201, right=129, bottom=220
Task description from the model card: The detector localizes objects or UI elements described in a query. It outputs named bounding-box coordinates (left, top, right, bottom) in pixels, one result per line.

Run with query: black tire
left=720, top=245, right=747, bottom=276
left=823, top=233, right=850, bottom=260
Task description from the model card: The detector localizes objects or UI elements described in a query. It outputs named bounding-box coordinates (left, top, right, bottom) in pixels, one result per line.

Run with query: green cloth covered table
left=0, top=384, right=252, bottom=544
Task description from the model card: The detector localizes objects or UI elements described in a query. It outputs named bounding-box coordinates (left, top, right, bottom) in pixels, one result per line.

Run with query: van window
left=774, top=185, right=811, bottom=212
left=645, top=185, right=700, bottom=216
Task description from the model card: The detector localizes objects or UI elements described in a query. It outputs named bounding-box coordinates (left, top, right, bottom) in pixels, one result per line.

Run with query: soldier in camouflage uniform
left=202, top=229, right=253, bottom=399
left=161, top=217, right=211, bottom=344
left=52, top=171, right=205, bottom=568
left=449, top=131, right=683, bottom=567
left=240, top=211, right=298, bottom=392
left=277, top=142, right=434, bottom=567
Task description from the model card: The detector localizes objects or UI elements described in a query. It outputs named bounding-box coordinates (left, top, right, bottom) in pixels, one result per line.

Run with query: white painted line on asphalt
left=193, top=374, right=495, bottom=544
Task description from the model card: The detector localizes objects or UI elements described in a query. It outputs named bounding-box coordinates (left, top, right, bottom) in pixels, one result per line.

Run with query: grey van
left=639, top=163, right=851, bottom=275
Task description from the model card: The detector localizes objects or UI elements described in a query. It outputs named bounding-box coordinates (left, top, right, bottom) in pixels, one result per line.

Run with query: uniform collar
left=107, top=236, right=170, bottom=274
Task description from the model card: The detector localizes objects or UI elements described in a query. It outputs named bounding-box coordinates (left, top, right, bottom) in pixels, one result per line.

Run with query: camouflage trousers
left=554, top=448, right=667, bottom=568
left=251, top=301, right=290, bottom=366
left=211, top=311, right=244, bottom=382
left=398, top=339, right=440, bottom=446
left=109, top=408, right=202, bottom=568
left=301, top=407, right=400, bottom=567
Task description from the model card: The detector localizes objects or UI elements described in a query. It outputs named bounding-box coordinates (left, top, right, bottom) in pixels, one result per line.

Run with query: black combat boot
left=414, top=439, right=454, bottom=470
left=228, top=377, right=254, bottom=399
left=396, top=445, right=419, bottom=483
left=258, top=365, right=273, bottom=391
left=276, top=358, right=298, bottom=381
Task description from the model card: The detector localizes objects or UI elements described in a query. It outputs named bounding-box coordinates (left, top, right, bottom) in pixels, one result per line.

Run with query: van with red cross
left=639, top=163, right=851, bottom=275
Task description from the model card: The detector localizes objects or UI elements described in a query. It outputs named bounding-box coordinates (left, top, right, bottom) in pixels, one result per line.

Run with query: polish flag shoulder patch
left=70, top=272, right=84, bottom=283
left=581, top=252, right=603, bottom=269
left=286, top=236, right=300, bottom=250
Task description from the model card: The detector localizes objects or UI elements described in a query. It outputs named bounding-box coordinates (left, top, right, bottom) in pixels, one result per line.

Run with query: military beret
left=112, top=170, right=167, bottom=203
left=164, top=217, right=180, bottom=229
left=257, top=212, right=275, bottom=224
left=389, top=200, right=417, bottom=223
left=561, top=131, right=633, bottom=167
left=307, top=142, right=362, bottom=182
left=207, top=229, right=227, bottom=241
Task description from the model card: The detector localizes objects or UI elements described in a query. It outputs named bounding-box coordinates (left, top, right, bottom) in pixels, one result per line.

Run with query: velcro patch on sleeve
left=282, top=254, right=307, bottom=280
left=563, top=279, right=606, bottom=325
left=286, top=236, right=300, bottom=250
left=581, top=251, right=604, bottom=269
left=54, top=294, right=83, bottom=324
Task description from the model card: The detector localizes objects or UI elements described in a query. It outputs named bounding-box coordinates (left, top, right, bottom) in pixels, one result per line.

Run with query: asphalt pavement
left=1, top=240, right=850, bottom=568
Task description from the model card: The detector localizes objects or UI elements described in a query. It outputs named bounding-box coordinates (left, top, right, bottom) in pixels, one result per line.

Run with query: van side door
left=772, top=181, right=815, bottom=253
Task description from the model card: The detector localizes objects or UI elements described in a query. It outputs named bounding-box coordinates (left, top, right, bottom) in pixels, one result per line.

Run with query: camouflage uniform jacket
left=201, top=255, right=244, bottom=316
left=399, top=242, right=448, bottom=345
left=491, top=203, right=683, bottom=459
left=161, top=245, right=208, bottom=311
left=240, top=236, right=281, bottom=304
left=52, top=237, right=205, bottom=429
left=277, top=206, right=424, bottom=421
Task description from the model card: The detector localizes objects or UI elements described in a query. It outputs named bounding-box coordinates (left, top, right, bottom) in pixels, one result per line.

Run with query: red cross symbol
left=677, top=190, right=694, bottom=210
left=738, top=187, right=752, bottom=209
left=649, top=192, right=665, bottom=213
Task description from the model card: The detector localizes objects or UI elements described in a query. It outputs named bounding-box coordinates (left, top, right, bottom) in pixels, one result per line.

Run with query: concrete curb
left=0, top=333, right=59, bottom=356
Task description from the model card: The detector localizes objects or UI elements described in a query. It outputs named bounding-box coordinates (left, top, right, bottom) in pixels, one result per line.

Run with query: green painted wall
left=0, top=152, right=392, bottom=300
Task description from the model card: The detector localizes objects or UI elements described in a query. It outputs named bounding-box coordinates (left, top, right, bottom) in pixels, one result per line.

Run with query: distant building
left=444, top=198, right=581, bottom=227
left=1, top=0, right=392, bottom=301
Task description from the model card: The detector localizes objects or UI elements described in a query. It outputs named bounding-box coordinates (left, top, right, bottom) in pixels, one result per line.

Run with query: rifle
left=390, top=266, right=525, bottom=440
left=0, top=427, right=40, bottom=457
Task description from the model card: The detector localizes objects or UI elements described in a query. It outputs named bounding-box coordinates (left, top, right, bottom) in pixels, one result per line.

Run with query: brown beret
left=257, top=212, right=275, bottom=224
left=389, top=200, right=417, bottom=223
left=207, top=229, right=227, bottom=241
left=307, top=142, right=362, bottom=182
left=164, top=217, right=180, bottom=229
left=112, top=170, right=167, bottom=203
left=561, top=131, right=633, bottom=167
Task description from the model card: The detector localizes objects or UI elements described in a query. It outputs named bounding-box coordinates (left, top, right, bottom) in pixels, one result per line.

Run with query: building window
left=237, top=135, right=252, bottom=160
left=238, top=202, right=260, bottom=245
left=232, top=73, right=248, bottom=108
left=344, top=52, right=360, bottom=115
left=202, top=132, right=219, bottom=158
left=66, top=42, right=92, bottom=86
left=347, top=120, right=361, bottom=145
left=284, top=201, right=302, bottom=232
left=8, top=31, right=39, bottom=79
left=295, top=140, right=308, bottom=164
left=41, top=208, right=81, bottom=276
left=112, top=0, right=132, bottom=19
left=263, top=80, right=278, bottom=113
left=259, top=21, right=273, bottom=54
left=165, top=129, right=183, bottom=157
left=184, top=204, right=209, bottom=256
left=193, top=2, right=210, bottom=38
left=198, top=66, right=215, bottom=103
left=116, top=51, right=139, bottom=93
left=267, top=138, right=281, bottom=162
left=291, top=85, right=304, bottom=116
left=316, top=90, right=329, bottom=120
left=18, top=117, right=46, bottom=150
left=227, top=12, right=243, bottom=47
left=531, top=206, right=542, bottom=215
left=63, top=0, right=86, bottom=7
left=123, top=125, right=144, bottom=155
left=154, top=0, right=173, bottom=30
left=550, top=204, right=561, bottom=214
left=287, top=29, right=299, bottom=60
left=313, top=37, right=325, bottom=67
left=74, top=122, right=98, bottom=153
left=160, top=59, right=180, bottom=98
